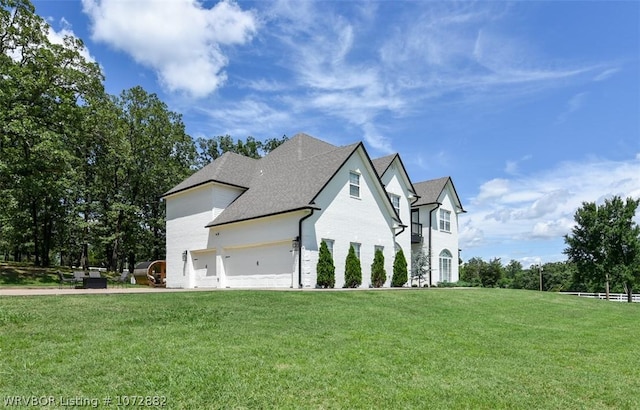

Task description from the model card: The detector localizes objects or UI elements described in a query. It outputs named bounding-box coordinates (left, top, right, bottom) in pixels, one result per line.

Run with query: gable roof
left=372, top=153, right=418, bottom=199
left=163, top=151, right=257, bottom=197
left=413, top=176, right=465, bottom=212
left=165, top=132, right=410, bottom=228
left=207, top=137, right=361, bottom=227
left=372, top=154, right=396, bottom=177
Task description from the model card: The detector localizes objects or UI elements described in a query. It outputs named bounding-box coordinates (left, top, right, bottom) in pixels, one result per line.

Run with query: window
left=322, top=239, right=334, bottom=257
left=439, top=249, right=452, bottom=283
left=349, top=172, right=360, bottom=198
left=374, top=245, right=384, bottom=255
left=350, top=242, right=361, bottom=260
left=389, top=194, right=400, bottom=215
left=439, top=209, right=451, bottom=232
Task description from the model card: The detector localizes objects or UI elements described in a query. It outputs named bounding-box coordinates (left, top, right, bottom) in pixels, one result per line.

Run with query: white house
left=163, top=133, right=464, bottom=288
left=410, top=177, right=465, bottom=285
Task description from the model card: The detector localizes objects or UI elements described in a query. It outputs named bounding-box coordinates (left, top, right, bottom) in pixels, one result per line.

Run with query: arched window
left=439, top=249, right=452, bottom=283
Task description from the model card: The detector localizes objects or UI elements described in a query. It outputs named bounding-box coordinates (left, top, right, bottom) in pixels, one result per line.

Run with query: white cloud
left=593, top=68, right=620, bottom=81
left=557, top=92, right=588, bottom=123
left=170, top=1, right=621, bottom=158
left=82, top=0, right=257, bottom=98
left=199, top=98, right=291, bottom=137
left=461, top=155, right=640, bottom=256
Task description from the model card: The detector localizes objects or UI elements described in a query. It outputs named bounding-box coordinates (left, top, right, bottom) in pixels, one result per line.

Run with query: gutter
left=428, top=203, right=441, bottom=287
left=297, top=209, right=315, bottom=288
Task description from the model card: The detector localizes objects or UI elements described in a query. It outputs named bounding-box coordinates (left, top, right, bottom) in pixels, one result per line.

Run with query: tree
left=1, top=0, right=104, bottom=266
left=370, top=248, right=386, bottom=287
left=460, top=257, right=484, bottom=286
left=565, top=196, right=640, bottom=302
left=343, top=245, right=361, bottom=288
left=411, top=248, right=429, bottom=287
left=479, top=258, right=503, bottom=288
left=391, top=249, right=407, bottom=287
left=195, top=134, right=288, bottom=166
left=316, top=240, right=335, bottom=288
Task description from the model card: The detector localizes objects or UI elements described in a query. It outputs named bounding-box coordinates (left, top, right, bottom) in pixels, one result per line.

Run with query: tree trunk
left=80, top=243, right=89, bottom=271
left=626, top=282, right=633, bottom=303
left=605, top=273, right=610, bottom=301
left=31, top=199, right=40, bottom=266
left=128, top=252, right=135, bottom=274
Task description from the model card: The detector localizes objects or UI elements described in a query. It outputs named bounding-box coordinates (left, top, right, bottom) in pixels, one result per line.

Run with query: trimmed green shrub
left=316, top=241, right=335, bottom=288
left=370, top=249, right=386, bottom=287
left=391, top=249, right=408, bottom=287
left=343, top=245, right=362, bottom=288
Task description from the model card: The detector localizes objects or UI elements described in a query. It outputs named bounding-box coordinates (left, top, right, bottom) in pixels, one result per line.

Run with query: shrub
left=316, top=241, right=335, bottom=288
left=391, top=249, right=408, bottom=287
left=343, top=245, right=362, bottom=288
left=370, top=249, right=386, bottom=287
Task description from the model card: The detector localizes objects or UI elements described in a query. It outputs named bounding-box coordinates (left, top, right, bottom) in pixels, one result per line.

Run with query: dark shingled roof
left=163, top=151, right=257, bottom=196
left=165, top=133, right=420, bottom=228
left=413, top=176, right=465, bottom=212
left=205, top=134, right=361, bottom=227
left=371, top=154, right=396, bottom=177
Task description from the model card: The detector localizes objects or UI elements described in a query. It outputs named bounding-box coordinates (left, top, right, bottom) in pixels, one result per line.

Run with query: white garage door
left=192, top=250, right=217, bottom=288
left=224, top=242, right=295, bottom=288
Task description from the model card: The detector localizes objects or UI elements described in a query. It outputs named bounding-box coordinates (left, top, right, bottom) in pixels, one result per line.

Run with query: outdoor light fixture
left=182, top=250, right=187, bottom=262
left=292, top=237, right=300, bottom=250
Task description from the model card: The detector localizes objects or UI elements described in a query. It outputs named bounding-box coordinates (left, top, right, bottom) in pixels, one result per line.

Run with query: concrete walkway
left=0, top=286, right=211, bottom=297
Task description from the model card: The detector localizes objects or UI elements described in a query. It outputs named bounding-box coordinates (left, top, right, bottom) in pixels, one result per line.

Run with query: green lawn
left=1, top=289, right=638, bottom=409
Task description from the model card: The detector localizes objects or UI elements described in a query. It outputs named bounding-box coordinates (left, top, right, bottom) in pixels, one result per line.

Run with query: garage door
left=192, top=250, right=217, bottom=288
left=224, top=242, right=295, bottom=288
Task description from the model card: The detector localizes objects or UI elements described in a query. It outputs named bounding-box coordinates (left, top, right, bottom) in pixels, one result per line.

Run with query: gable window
left=349, top=172, right=360, bottom=198
left=322, top=239, right=334, bottom=257
left=439, top=249, right=452, bottom=283
left=439, top=209, right=451, bottom=232
left=350, top=242, right=361, bottom=260
left=389, top=194, right=400, bottom=215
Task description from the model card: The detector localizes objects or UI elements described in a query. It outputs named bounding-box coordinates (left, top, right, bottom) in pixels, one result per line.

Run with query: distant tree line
left=458, top=196, right=640, bottom=302
left=459, top=258, right=582, bottom=292
left=0, top=0, right=286, bottom=271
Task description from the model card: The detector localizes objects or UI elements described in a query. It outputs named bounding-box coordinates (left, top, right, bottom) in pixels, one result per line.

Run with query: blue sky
left=33, top=0, right=639, bottom=266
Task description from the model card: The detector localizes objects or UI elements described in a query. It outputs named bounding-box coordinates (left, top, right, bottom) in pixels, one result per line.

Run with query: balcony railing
left=411, top=222, right=422, bottom=243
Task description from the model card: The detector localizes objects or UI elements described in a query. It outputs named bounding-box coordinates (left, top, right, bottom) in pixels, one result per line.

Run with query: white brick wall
left=301, top=150, right=401, bottom=288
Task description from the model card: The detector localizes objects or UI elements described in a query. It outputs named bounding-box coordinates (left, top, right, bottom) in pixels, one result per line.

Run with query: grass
left=1, top=289, right=639, bottom=409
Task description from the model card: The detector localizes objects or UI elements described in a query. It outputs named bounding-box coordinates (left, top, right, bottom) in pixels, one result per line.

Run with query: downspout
left=428, top=204, right=440, bottom=287
left=298, top=209, right=315, bottom=288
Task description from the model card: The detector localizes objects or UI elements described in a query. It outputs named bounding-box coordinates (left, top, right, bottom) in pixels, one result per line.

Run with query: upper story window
left=439, top=209, right=451, bottom=232
left=389, top=194, right=400, bottom=215
left=349, top=172, right=360, bottom=198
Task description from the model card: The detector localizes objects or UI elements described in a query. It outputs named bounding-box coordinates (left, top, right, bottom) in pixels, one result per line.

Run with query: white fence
left=560, top=292, right=640, bottom=303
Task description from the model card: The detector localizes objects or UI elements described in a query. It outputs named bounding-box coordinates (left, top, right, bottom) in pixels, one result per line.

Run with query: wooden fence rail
left=560, top=292, right=640, bottom=303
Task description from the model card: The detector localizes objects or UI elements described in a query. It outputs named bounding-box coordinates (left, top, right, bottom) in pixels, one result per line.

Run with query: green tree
left=343, top=245, right=361, bottom=288
left=370, top=248, right=386, bottom=287
left=104, top=86, right=195, bottom=272
left=195, top=135, right=288, bottom=166
left=565, top=196, right=640, bottom=302
left=1, top=0, right=104, bottom=266
left=479, top=258, right=503, bottom=287
left=500, top=260, right=523, bottom=288
left=391, top=249, right=408, bottom=287
left=316, top=240, right=335, bottom=288
left=460, top=257, right=484, bottom=286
